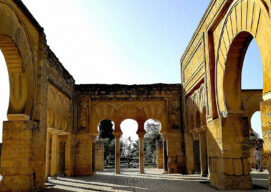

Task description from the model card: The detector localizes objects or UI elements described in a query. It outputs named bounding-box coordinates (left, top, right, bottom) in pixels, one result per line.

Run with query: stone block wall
left=74, top=134, right=93, bottom=176
left=74, top=84, right=185, bottom=174
left=95, top=141, right=104, bottom=171
left=156, top=140, right=163, bottom=169
left=167, top=130, right=185, bottom=173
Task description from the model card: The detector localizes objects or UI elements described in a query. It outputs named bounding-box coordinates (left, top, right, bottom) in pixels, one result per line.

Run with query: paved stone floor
left=41, top=168, right=269, bottom=192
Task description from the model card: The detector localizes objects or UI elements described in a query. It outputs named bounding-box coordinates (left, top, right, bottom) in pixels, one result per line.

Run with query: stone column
left=162, top=134, right=168, bottom=174
left=95, top=141, right=104, bottom=171
left=45, top=132, right=52, bottom=180
left=156, top=140, right=163, bottom=169
left=0, top=120, right=38, bottom=192
left=91, top=136, right=96, bottom=175
left=207, top=117, right=252, bottom=190
left=260, top=99, right=271, bottom=192
left=137, top=131, right=145, bottom=174
left=184, top=131, right=194, bottom=174
left=113, top=131, right=122, bottom=174
left=199, top=132, right=208, bottom=176
left=51, top=133, right=60, bottom=178
left=65, top=135, right=72, bottom=177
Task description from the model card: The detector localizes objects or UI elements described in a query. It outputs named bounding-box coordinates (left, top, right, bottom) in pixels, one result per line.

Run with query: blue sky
left=242, top=40, right=263, bottom=137
left=0, top=0, right=263, bottom=140
left=21, top=0, right=211, bottom=84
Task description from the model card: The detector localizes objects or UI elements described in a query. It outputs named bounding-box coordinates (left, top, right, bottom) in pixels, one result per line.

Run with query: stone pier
left=156, top=140, right=163, bottom=169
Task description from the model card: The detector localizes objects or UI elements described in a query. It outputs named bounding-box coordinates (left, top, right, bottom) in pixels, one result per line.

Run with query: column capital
left=137, top=130, right=146, bottom=139
left=113, top=131, right=122, bottom=139
left=90, top=132, right=99, bottom=137
left=160, top=131, right=168, bottom=140
left=90, top=135, right=97, bottom=143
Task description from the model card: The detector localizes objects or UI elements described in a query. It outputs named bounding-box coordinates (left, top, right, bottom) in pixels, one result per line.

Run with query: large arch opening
left=241, top=39, right=268, bottom=185
left=0, top=35, right=34, bottom=119
left=223, top=31, right=268, bottom=188
left=0, top=49, right=9, bottom=169
left=224, top=32, right=254, bottom=113
left=120, top=119, right=138, bottom=172
left=97, top=119, right=115, bottom=171
left=144, top=119, right=162, bottom=172
left=242, top=39, right=263, bottom=138
left=0, top=32, right=36, bottom=190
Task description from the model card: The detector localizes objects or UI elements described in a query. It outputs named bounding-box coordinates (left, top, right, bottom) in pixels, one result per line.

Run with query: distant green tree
left=125, top=120, right=162, bottom=165
left=98, top=120, right=115, bottom=164
left=145, top=120, right=161, bottom=138
left=98, top=120, right=114, bottom=141
left=144, top=120, right=162, bottom=164
left=101, top=138, right=115, bottom=163
left=121, top=137, right=136, bottom=167
left=132, top=140, right=139, bottom=158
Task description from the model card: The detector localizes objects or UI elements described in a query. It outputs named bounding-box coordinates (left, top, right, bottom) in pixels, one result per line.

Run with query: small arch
left=118, top=103, right=139, bottom=120
left=120, top=119, right=139, bottom=170
left=193, top=92, right=199, bottom=106
left=97, top=119, right=116, bottom=171
left=144, top=119, right=162, bottom=135
left=97, top=119, right=115, bottom=140
left=144, top=119, right=162, bottom=167
left=142, top=103, right=164, bottom=119
left=120, top=119, right=138, bottom=141
left=92, top=103, right=118, bottom=122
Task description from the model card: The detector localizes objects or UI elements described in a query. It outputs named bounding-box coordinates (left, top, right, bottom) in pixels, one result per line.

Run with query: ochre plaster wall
left=74, top=84, right=184, bottom=174
left=95, top=141, right=104, bottom=171
left=2, top=0, right=271, bottom=191
left=181, top=0, right=271, bottom=190
left=0, top=1, right=75, bottom=191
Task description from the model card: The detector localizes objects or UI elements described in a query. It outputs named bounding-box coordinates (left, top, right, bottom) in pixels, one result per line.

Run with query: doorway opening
left=144, top=119, right=162, bottom=170
left=120, top=119, right=138, bottom=172
left=97, top=119, right=115, bottom=170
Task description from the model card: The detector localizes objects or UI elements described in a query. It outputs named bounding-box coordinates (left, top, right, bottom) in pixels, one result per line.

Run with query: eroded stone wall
left=74, top=84, right=184, bottom=174
left=95, top=141, right=104, bottom=171
left=181, top=0, right=271, bottom=190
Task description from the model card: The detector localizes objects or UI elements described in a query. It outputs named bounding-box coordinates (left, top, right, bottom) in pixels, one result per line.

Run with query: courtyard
left=42, top=169, right=269, bottom=192
left=0, top=0, right=271, bottom=191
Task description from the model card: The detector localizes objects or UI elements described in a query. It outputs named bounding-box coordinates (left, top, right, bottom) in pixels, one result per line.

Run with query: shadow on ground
left=40, top=168, right=269, bottom=192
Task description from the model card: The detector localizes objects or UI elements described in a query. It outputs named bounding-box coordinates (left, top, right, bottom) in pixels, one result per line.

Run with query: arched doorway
left=144, top=119, right=162, bottom=172
left=120, top=119, right=138, bottom=173
left=97, top=119, right=115, bottom=171
left=215, top=31, right=262, bottom=189
left=213, top=1, right=271, bottom=187
left=0, top=50, right=9, bottom=142
left=0, top=33, right=37, bottom=191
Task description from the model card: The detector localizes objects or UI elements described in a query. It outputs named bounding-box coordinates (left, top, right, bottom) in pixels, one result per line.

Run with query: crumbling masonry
left=0, top=0, right=271, bottom=191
